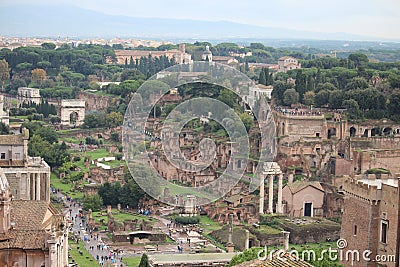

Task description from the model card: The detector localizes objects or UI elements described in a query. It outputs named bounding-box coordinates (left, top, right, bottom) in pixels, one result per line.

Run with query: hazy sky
left=1, top=0, right=400, bottom=39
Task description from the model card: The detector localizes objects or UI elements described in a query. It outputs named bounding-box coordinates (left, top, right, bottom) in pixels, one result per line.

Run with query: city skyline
left=0, top=0, right=399, bottom=40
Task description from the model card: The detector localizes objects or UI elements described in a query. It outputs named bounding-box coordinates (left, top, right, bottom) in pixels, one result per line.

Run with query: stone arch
left=383, top=127, right=392, bottom=136
left=371, top=127, right=381, bottom=137
left=327, top=128, right=337, bottom=139
left=60, top=99, right=85, bottom=126
left=349, top=127, right=356, bottom=137
left=362, top=129, right=369, bottom=137
left=69, top=111, right=79, bottom=125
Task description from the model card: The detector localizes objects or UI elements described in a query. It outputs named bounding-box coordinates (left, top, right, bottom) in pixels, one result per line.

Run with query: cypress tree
left=259, top=68, right=266, bottom=85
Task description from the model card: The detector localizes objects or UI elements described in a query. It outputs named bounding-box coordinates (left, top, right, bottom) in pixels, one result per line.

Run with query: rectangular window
left=380, top=220, right=388, bottom=244
left=354, top=225, right=357, bottom=236
left=0, top=153, right=5, bottom=159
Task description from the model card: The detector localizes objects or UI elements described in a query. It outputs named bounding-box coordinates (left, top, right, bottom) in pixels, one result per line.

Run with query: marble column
left=244, top=229, right=250, bottom=250
left=268, top=175, right=274, bottom=214
left=259, top=176, right=265, bottom=214
left=36, top=173, right=40, bottom=200
left=277, top=173, right=283, bottom=214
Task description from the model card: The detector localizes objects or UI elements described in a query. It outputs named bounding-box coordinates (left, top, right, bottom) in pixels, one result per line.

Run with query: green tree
left=0, top=122, right=9, bottom=134
left=82, top=194, right=103, bottom=212
left=41, top=42, right=56, bottom=50
left=388, top=74, right=400, bottom=89
left=343, top=99, right=361, bottom=120
left=138, top=253, right=150, bottom=267
left=314, top=90, right=330, bottom=107
left=283, top=89, right=299, bottom=106
left=106, top=111, right=124, bottom=128
left=294, top=70, right=307, bottom=101
left=0, top=59, right=10, bottom=89
left=35, top=126, right=58, bottom=144
left=388, top=92, right=400, bottom=121
left=98, top=182, right=122, bottom=207
left=239, top=112, right=253, bottom=132
left=271, top=81, right=291, bottom=105
left=217, top=88, right=240, bottom=110
left=348, top=53, right=369, bottom=68
left=316, top=82, right=337, bottom=93
left=345, top=77, right=369, bottom=90
left=328, top=90, right=344, bottom=109
left=258, top=68, right=266, bottom=85
left=303, top=91, right=315, bottom=106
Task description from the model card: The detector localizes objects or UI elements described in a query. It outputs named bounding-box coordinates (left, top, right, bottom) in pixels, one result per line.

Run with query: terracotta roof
left=278, top=56, right=297, bottom=61
left=115, top=49, right=181, bottom=57
left=0, top=135, right=25, bottom=145
left=286, top=181, right=324, bottom=194
left=0, top=230, right=47, bottom=249
left=11, top=200, right=52, bottom=230
left=256, top=84, right=273, bottom=90
left=0, top=201, right=61, bottom=250
left=234, top=251, right=314, bottom=267
left=259, top=253, right=314, bottom=267
left=213, top=56, right=233, bottom=61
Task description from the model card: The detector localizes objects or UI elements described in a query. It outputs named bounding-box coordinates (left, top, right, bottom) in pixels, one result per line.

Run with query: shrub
left=174, top=216, right=200, bottom=225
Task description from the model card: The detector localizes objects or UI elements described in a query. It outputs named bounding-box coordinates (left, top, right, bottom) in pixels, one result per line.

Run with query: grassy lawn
left=92, top=209, right=157, bottom=230
left=68, top=238, right=99, bottom=266
left=60, top=136, right=83, bottom=144
left=199, top=215, right=222, bottom=234
left=58, top=128, right=85, bottom=134
left=162, top=183, right=214, bottom=201
left=104, top=160, right=125, bottom=168
left=122, top=256, right=141, bottom=266
left=68, top=147, right=120, bottom=172
left=50, top=173, right=84, bottom=200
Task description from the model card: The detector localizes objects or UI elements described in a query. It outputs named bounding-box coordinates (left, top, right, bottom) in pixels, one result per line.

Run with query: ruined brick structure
left=340, top=175, right=399, bottom=267
left=77, top=91, right=117, bottom=112
left=274, top=108, right=400, bottom=179
left=90, top=165, right=124, bottom=184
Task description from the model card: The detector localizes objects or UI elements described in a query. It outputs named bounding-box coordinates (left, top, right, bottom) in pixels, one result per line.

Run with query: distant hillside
left=0, top=4, right=389, bottom=41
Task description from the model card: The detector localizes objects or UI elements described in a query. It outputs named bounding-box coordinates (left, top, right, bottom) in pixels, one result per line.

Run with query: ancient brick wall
left=340, top=196, right=379, bottom=267
left=77, top=91, right=115, bottom=112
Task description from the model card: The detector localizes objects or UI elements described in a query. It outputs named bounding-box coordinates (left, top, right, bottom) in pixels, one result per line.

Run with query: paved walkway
left=57, top=192, right=125, bottom=266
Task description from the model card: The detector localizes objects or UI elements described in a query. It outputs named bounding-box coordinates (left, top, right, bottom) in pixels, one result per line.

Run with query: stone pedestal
left=282, top=231, right=290, bottom=251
